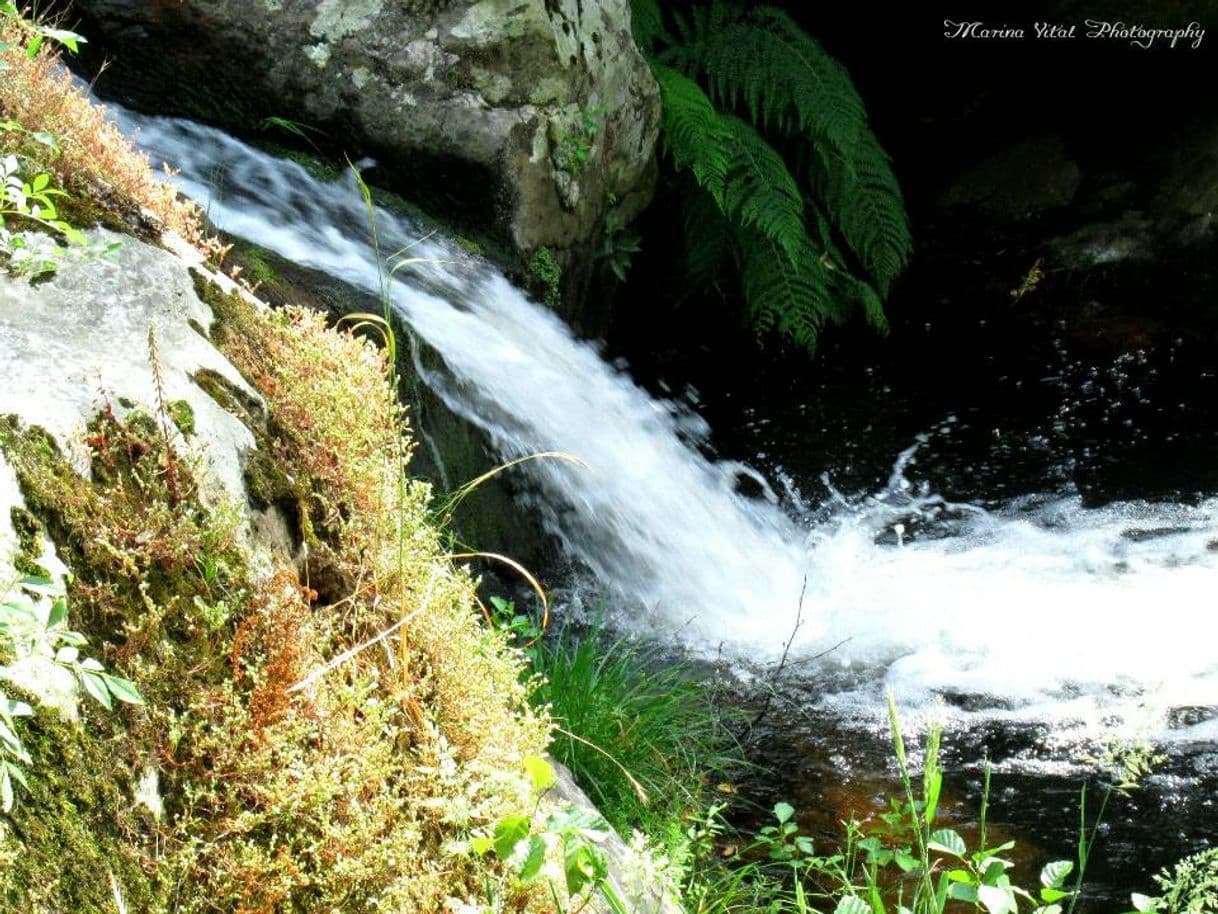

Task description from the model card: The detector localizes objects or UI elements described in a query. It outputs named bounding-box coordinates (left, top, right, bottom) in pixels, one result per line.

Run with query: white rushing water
left=114, top=109, right=1218, bottom=741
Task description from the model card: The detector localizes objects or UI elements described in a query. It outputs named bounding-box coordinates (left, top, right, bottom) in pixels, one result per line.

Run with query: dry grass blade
left=446, top=550, right=550, bottom=634
left=451, top=451, right=589, bottom=507
left=286, top=566, right=439, bottom=694
left=553, top=726, right=649, bottom=804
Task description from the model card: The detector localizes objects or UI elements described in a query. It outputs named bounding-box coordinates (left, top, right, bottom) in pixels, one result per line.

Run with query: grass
left=531, top=621, right=744, bottom=852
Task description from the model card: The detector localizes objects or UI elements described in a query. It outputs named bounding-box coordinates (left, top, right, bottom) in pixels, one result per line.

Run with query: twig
left=750, top=576, right=808, bottom=731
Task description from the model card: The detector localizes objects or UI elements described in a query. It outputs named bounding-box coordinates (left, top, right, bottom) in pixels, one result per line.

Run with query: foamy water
left=112, top=108, right=1218, bottom=743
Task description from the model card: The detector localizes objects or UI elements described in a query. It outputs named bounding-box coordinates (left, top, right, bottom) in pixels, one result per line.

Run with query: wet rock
left=941, top=136, right=1081, bottom=219
left=70, top=0, right=661, bottom=319
left=1044, top=212, right=1154, bottom=270
left=1152, top=122, right=1218, bottom=246
left=1167, top=706, right=1218, bottom=729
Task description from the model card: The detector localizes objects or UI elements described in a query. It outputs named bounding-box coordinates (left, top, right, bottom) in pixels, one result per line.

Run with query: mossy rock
left=0, top=697, right=162, bottom=913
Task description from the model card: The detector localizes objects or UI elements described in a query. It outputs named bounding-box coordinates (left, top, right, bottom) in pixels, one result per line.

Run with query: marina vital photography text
left=944, top=19, right=1206, bottom=49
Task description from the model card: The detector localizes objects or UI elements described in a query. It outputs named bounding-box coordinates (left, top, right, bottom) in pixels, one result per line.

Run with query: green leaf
left=949, top=883, right=979, bottom=903
left=47, top=596, right=67, bottom=628
left=1040, top=860, right=1073, bottom=889
left=0, top=719, right=28, bottom=761
left=834, top=896, right=870, bottom=914
left=470, top=835, right=493, bottom=856
left=978, top=883, right=1017, bottom=914
left=523, top=755, right=556, bottom=792
left=55, top=645, right=80, bottom=665
left=1130, top=893, right=1158, bottom=913
left=981, top=859, right=1011, bottom=884
left=0, top=764, right=11, bottom=813
left=79, top=670, right=112, bottom=710
left=519, top=835, right=546, bottom=880
left=894, top=852, right=919, bottom=872
left=101, top=674, right=145, bottom=706
left=5, top=760, right=27, bottom=790
left=38, top=27, right=86, bottom=53
left=927, top=828, right=966, bottom=857
left=1041, top=888, right=1070, bottom=904
left=774, top=801, right=795, bottom=824
left=924, top=768, right=942, bottom=826
left=492, top=814, right=530, bottom=859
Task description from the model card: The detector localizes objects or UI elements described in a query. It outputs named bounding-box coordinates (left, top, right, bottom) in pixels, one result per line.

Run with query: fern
left=736, top=230, right=838, bottom=356
left=630, top=0, right=666, bottom=51
left=634, top=0, right=911, bottom=354
left=720, top=115, right=806, bottom=266
left=682, top=183, right=729, bottom=290
left=652, top=64, right=730, bottom=205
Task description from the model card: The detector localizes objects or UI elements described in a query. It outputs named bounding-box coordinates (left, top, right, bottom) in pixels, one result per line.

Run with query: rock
left=0, top=230, right=259, bottom=508
left=1152, top=122, right=1218, bottom=246
left=70, top=0, right=661, bottom=310
left=942, top=136, right=1081, bottom=219
left=0, top=229, right=287, bottom=579
left=1044, top=212, right=1154, bottom=270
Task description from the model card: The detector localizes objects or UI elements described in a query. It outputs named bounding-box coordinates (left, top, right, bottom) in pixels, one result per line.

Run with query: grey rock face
left=72, top=0, right=660, bottom=288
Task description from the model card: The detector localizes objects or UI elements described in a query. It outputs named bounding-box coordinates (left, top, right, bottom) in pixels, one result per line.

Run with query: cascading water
left=112, top=108, right=1218, bottom=748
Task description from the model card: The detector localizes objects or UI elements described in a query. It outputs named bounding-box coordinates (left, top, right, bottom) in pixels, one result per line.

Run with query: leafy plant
left=599, top=208, right=643, bottom=283
left=631, top=0, right=912, bottom=355
left=0, top=574, right=143, bottom=811
left=488, top=595, right=544, bottom=666
left=0, top=150, right=85, bottom=276
left=472, top=755, right=631, bottom=913
left=0, top=1, right=85, bottom=66
left=552, top=108, right=602, bottom=177
left=1132, top=847, right=1218, bottom=914
left=527, top=246, right=563, bottom=308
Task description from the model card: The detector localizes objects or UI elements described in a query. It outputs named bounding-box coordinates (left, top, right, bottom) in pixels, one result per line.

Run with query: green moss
left=190, top=368, right=264, bottom=426
left=8, top=505, right=42, bottom=575
left=527, top=246, right=562, bottom=308
left=455, top=234, right=486, bottom=257
left=166, top=399, right=196, bottom=437
left=231, top=241, right=281, bottom=289
left=0, top=696, right=163, bottom=914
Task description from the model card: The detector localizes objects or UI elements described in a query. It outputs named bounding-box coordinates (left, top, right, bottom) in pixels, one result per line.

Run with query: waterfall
left=115, top=109, right=1218, bottom=740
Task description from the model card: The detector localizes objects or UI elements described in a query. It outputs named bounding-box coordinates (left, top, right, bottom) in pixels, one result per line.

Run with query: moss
left=455, top=234, right=486, bottom=257
left=527, top=246, right=562, bottom=308
left=0, top=696, right=164, bottom=914
left=1, top=268, right=554, bottom=911
left=8, top=505, right=43, bottom=575
left=230, top=240, right=281, bottom=290
left=190, top=367, right=265, bottom=426
left=166, top=399, right=195, bottom=437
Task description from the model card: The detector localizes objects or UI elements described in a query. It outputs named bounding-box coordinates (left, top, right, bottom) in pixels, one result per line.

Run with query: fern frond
left=651, top=63, right=730, bottom=204
left=811, top=129, right=911, bottom=295
left=682, top=183, right=730, bottom=290
left=721, top=116, right=806, bottom=265
left=663, top=2, right=912, bottom=295
left=629, top=0, right=667, bottom=52
left=665, top=3, right=863, bottom=152
left=736, top=229, right=837, bottom=355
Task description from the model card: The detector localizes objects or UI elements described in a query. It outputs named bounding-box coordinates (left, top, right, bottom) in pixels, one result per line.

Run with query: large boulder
left=70, top=0, right=661, bottom=314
